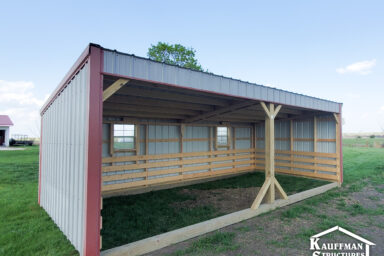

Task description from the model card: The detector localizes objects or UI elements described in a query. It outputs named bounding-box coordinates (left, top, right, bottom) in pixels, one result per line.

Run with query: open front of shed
left=38, top=44, right=343, bottom=256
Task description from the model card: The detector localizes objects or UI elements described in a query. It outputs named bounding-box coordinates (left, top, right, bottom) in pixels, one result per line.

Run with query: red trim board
left=83, top=45, right=103, bottom=256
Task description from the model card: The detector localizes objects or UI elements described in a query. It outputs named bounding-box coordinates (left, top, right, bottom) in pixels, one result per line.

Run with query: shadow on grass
left=101, top=171, right=328, bottom=250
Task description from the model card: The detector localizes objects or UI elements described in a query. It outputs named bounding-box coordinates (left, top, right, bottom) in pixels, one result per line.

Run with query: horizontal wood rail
left=101, top=148, right=339, bottom=193
left=102, top=148, right=255, bottom=163
left=102, top=148, right=255, bottom=192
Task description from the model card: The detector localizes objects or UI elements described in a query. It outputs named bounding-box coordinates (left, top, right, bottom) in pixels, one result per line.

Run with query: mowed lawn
left=0, top=146, right=77, bottom=255
left=1, top=140, right=383, bottom=255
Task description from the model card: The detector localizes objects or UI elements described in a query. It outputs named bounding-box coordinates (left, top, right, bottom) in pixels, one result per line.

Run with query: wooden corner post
left=251, top=102, right=288, bottom=209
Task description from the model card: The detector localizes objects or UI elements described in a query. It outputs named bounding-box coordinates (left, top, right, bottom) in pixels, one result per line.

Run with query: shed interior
left=101, top=75, right=341, bottom=198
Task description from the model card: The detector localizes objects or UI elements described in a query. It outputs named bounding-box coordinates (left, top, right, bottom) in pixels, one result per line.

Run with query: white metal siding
left=40, top=62, right=89, bottom=254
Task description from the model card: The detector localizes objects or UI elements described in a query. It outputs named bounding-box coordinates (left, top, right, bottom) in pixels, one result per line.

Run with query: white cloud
left=0, top=80, right=47, bottom=137
left=336, top=59, right=376, bottom=75
left=380, top=106, right=384, bottom=112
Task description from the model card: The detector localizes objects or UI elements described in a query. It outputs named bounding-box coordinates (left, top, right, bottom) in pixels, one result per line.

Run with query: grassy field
left=1, top=139, right=383, bottom=255
left=0, top=146, right=77, bottom=255
left=343, top=137, right=384, bottom=147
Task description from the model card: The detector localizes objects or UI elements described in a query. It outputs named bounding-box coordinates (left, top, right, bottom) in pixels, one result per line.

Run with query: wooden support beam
left=335, top=113, right=341, bottom=184
left=118, top=86, right=229, bottom=106
left=183, top=100, right=258, bottom=123
left=108, top=95, right=215, bottom=112
left=104, top=102, right=200, bottom=116
left=251, top=177, right=271, bottom=209
left=103, top=79, right=129, bottom=101
left=333, top=113, right=340, bottom=124
left=251, top=102, right=288, bottom=209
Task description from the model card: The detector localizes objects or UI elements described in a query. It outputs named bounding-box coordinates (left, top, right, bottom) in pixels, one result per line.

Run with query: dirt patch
left=172, top=187, right=261, bottom=214
left=350, top=186, right=384, bottom=209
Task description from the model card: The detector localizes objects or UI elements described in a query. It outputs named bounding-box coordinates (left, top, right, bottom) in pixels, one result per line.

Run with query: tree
left=147, top=42, right=203, bottom=71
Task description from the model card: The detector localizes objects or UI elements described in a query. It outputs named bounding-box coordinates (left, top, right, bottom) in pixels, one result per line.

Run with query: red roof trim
left=0, top=115, right=13, bottom=126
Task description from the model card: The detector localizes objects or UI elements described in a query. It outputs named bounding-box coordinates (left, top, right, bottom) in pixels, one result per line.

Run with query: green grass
left=101, top=172, right=328, bottom=249
left=168, top=232, right=239, bottom=256
left=1, top=144, right=383, bottom=255
left=0, top=146, right=76, bottom=256
left=343, top=137, right=384, bottom=147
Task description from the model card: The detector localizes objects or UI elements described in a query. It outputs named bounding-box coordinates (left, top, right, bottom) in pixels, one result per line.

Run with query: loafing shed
left=39, top=43, right=343, bottom=256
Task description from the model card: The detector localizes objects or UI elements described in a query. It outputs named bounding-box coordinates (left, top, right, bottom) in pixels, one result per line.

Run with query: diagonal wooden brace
left=103, top=79, right=129, bottom=102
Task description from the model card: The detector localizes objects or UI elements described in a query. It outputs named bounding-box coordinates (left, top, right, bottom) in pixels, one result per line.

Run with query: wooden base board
left=100, top=182, right=338, bottom=256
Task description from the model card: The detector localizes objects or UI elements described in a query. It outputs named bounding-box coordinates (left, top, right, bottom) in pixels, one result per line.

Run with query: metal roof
left=101, top=45, right=342, bottom=113
left=0, top=115, right=13, bottom=126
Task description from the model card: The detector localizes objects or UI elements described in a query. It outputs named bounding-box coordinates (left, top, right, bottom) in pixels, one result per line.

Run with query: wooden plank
left=275, top=156, right=337, bottom=165
left=275, top=168, right=338, bottom=181
left=104, top=102, right=200, bottom=116
left=275, top=162, right=337, bottom=172
left=335, top=113, right=341, bottom=183
left=183, top=100, right=258, bottom=123
left=333, top=113, right=340, bottom=124
left=103, top=110, right=188, bottom=120
left=102, top=148, right=255, bottom=163
left=145, top=124, right=149, bottom=185
left=102, top=170, right=257, bottom=197
left=251, top=177, right=271, bottom=209
left=314, top=116, right=317, bottom=173
left=266, top=103, right=275, bottom=203
left=260, top=102, right=270, bottom=116
left=273, top=105, right=282, bottom=117
left=101, top=182, right=338, bottom=256
left=290, top=120, right=294, bottom=172
left=108, top=95, right=215, bottom=111
left=317, top=139, right=336, bottom=142
left=274, top=178, right=288, bottom=199
left=103, top=79, right=129, bottom=101
left=102, top=159, right=256, bottom=182
left=118, top=86, right=229, bottom=106
left=102, top=154, right=256, bottom=172
left=183, top=166, right=255, bottom=180
left=254, top=148, right=337, bottom=158
left=102, top=166, right=256, bottom=192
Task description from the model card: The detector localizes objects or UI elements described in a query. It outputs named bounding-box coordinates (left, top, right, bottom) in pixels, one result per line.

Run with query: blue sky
left=1, top=0, right=383, bottom=136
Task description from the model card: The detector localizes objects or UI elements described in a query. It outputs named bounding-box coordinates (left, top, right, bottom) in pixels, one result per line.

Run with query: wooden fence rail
left=101, top=148, right=339, bottom=193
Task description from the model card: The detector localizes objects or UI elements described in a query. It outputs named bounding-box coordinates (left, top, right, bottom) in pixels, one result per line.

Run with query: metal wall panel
left=293, top=119, right=314, bottom=152
left=40, top=62, right=89, bottom=254
left=103, top=49, right=341, bottom=113
left=317, top=118, right=336, bottom=153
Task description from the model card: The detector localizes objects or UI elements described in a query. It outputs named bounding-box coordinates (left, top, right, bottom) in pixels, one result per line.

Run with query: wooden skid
left=101, top=182, right=338, bottom=256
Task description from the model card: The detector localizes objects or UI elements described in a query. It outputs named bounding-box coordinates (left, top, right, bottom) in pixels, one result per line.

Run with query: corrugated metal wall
left=255, top=116, right=337, bottom=176
left=255, top=117, right=335, bottom=152
left=103, top=49, right=341, bottom=113
left=40, top=62, right=89, bottom=254
left=102, top=123, right=253, bottom=188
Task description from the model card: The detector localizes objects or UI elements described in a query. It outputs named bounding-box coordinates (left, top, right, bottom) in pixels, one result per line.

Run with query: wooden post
left=290, top=120, right=294, bottom=172
left=232, top=127, right=236, bottom=169
left=314, top=116, right=317, bottom=173
left=180, top=124, right=185, bottom=180
left=334, top=114, right=341, bottom=185
left=251, top=102, right=287, bottom=209
left=145, top=124, right=149, bottom=184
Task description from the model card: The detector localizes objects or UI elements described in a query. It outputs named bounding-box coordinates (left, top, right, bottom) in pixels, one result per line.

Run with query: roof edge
left=98, top=43, right=342, bottom=106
